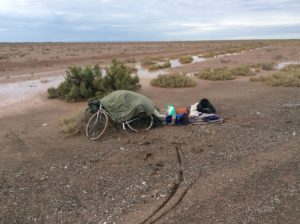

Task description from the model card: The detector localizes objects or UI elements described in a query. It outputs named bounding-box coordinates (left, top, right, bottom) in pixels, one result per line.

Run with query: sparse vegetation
left=141, top=58, right=156, bottom=68
left=220, top=58, right=231, bottom=63
left=60, top=112, right=89, bottom=136
left=197, top=65, right=255, bottom=81
left=125, top=58, right=137, bottom=63
left=47, top=59, right=140, bottom=101
left=273, top=54, right=284, bottom=60
left=179, top=55, right=193, bottom=64
left=202, top=42, right=267, bottom=58
left=249, top=76, right=266, bottom=82
left=149, top=61, right=171, bottom=70
left=230, top=65, right=255, bottom=76
left=142, top=58, right=171, bottom=70
left=252, top=62, right=275, bottom=71
left=197, top=68, right=236, bottom=80
left=151, top=73, right=197, bottom=88
left=250, top=64, right=300, bottom=87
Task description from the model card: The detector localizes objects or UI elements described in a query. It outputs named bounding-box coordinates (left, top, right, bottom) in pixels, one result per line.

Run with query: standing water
left=276, top=61, right=300, bottom=69
left=0, top=75, right=64, bottom=109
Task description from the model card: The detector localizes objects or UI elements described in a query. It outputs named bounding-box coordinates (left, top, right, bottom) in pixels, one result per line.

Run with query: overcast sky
left=0, top=0, right=299, bottom=42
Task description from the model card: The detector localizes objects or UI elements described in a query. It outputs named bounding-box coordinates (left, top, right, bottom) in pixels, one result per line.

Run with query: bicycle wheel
left=86, top=111, right=108, bottom=140
left=127, top=114, right=153, bottom=132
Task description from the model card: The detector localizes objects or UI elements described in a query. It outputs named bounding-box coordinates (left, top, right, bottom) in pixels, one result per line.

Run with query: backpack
left=197, top=98, right=216, bottom=114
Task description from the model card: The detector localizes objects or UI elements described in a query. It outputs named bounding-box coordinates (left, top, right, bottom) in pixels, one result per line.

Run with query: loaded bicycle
left=86, top=90, right=155, bottom=140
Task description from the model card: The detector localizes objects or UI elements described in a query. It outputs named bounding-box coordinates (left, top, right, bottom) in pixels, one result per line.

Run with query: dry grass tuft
left=179, top=55, right=193, bottom=64
left=251, top=62, right=275, bottom=71
left=60, top=112, right=89, bottom=137
left=151, top=73, right=197, bottom=88
left=149, top=61, right=171, bottom=71
left=250, top=64, right=300, bottom=87
left=197, top=68, right=236, bottom=80
left=197, top=65, right=255, bottom=81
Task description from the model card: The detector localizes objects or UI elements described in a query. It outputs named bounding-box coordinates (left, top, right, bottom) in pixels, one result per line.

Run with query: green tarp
left=100, top=90, right=155, bottom=123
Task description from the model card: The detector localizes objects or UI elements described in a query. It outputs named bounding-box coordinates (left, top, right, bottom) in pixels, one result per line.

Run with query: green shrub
left=48, top=65, right=101, bottom=101
left=151, top=73, right=197, bottom=88
left=47, top=87, right=59, bottom=98
left=103, top=59, right=140, bottom=90
left=48, top=59, right=140, bottom=101
left=197, top=67, right=236, bottom=80
left=179, top=55, right=193, bottom=64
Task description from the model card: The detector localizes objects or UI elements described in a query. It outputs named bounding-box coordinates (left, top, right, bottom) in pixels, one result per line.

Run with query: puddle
left=0, top=75, right=64, bottom=109
left=135, top=64, right=167, bottom=77
left=276, top=61, right=300, bottom=69
left=0, top=70, right=65, bottom=81
left=169, top=59, right=181, bottom=68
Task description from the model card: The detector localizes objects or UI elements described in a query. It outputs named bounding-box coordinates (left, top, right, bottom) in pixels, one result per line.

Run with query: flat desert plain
left=0, top=40, right=300, bottom=224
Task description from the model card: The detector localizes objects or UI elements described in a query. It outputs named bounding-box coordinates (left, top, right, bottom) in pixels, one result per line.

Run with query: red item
left=175, top=107, right=188, bottom=114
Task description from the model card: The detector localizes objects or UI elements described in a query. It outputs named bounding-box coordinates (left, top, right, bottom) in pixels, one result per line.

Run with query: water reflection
left=276, top=61, right=300, bottom=69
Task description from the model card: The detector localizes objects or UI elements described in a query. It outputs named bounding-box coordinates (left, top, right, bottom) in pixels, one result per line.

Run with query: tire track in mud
left=139, top=143, right=191, bottom=224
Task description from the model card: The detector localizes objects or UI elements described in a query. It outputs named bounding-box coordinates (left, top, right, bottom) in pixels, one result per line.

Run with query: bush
left=261, top=62, right=275, bottom=71
left=197, top=65, right=256, bottom=81
left=47, top=59, right=140, bottom=101
left=98, top=59, right=140, bottom=97
left=179, top=56, right=193, bottom=64
left=151, top=73, right=197, bottom=88
left=249, top=64, right=300, bottom=87
left=47, top=65, right=101, bottom=101
left=47, top=87, right=59, bottom=98
left=230, top=65, right=255, bottom=76
left=252, top=62, right=275, bottom=71
left=142, top=58, right=171, bottom=70
left=197, top=67, right=236, bottom=80
left=149, top=61, right=171, bottom=71
left=141, top=59, right=156, bottom=68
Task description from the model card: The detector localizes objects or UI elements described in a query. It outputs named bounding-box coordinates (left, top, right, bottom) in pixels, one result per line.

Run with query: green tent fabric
left=100, top=90, right=155, bottom=123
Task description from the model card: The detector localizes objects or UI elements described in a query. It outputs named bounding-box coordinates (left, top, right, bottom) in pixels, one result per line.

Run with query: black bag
left=87, top=100, right=100, bottom=114
left=197, top=98, right=216, bottom=114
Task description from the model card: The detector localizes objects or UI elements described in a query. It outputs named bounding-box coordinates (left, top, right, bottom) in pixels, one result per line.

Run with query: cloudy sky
left=0, top=0, right=299, bottom=42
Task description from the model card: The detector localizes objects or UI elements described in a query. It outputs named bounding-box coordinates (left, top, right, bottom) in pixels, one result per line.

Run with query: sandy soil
left=0, top=40, right=300, bottom=224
